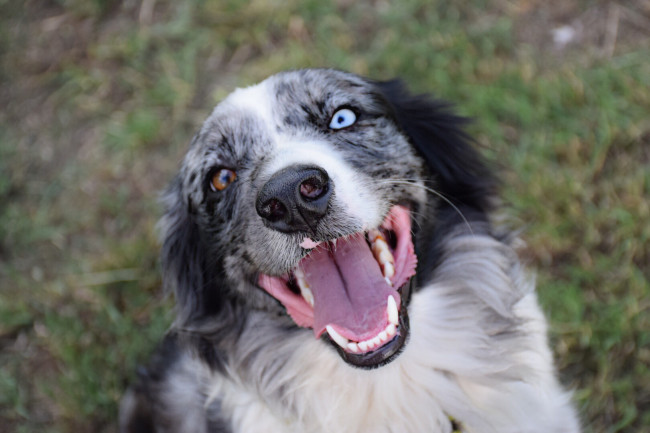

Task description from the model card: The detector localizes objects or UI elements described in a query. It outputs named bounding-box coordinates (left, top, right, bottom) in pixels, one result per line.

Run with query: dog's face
left=163, top=69, right=494, bottom=369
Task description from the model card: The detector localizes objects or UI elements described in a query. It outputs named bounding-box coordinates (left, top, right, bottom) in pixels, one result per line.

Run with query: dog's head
left=161, top=69, right=495, bottom=368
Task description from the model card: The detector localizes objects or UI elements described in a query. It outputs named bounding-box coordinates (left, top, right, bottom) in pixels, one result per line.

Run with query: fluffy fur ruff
left=119, top=69, right=580, bottom=433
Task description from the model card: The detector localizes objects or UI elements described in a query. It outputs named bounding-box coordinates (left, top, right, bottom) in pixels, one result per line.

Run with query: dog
left=119, top=69, right=581, bottom=433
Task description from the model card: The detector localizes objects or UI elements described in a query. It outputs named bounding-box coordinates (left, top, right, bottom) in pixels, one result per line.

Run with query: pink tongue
left=299, top=233, right=400, bottom=341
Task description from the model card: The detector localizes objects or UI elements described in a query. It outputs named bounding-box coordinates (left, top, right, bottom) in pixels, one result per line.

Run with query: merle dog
left=120, top=69, right=580, bottom=433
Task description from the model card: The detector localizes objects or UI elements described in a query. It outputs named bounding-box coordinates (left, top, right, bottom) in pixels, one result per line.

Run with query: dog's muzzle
left=255, top=165, right=417, bottom=369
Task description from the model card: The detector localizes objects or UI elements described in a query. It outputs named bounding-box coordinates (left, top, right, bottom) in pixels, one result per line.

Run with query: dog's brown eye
left=210, top=168, right=237, bottom=191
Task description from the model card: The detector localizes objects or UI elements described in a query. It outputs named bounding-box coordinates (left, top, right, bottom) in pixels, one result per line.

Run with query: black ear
left=160, top=177, right=221, bottom=324
left=375, top=80, right=497, bottom=214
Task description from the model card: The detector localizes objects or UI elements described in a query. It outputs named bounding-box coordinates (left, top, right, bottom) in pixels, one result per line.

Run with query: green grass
left=1, top=1, right=648, bottom=432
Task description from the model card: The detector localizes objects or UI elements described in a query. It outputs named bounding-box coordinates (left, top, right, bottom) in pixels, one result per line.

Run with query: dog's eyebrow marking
left=315, top=92, right=333, bottom=113
left=300, top=103, right=321, bottom=125
left=216, top=136, right=234, bottom=156
left=200, top=125, right=252, bottom=168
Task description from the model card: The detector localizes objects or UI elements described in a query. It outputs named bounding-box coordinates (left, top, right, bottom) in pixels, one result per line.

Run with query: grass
left=1, top=0, right=648, bottom=431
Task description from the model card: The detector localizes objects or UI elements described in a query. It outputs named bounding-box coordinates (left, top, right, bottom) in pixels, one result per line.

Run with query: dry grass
left=1, top=1, right=648, bottom=432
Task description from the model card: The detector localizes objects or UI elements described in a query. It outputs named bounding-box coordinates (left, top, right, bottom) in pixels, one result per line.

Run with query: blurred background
left=0, top=0, right=648, bottom=432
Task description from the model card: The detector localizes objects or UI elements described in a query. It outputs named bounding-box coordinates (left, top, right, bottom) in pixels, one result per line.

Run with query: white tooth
left=371, top=238, right=388, bottom=256
left=385, top=276, right=392, bottom=286
left=379, top=330, right=388, bottom=342
left=372, top=335, right=382, bottom=347
left=326, top=325, right=349, bottom=349
left=347, top=342, right=359, bottom=353
left=331, top=238, right=338, bottom=248
left=294, top=268, right=314, bottom=306
left=301, top=286, right=314, bottom=307
left=387, top=295, right=399, bottom=326
left=383, top=262, right=395, bottom=279
left=358, top=341, right=368, bottom=351
left=294, top=266, right=306, bottom=280
left=378, top=249, right=394, bottom=265
left=366, top=339, right=376, bottom=350
left=370, top=231, right=396, bottom=276
left=386, top=323, right=396, bottom=337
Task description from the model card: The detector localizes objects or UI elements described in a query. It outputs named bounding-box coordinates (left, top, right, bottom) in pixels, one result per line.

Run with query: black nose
left=256, top=165, right=332, bottom=233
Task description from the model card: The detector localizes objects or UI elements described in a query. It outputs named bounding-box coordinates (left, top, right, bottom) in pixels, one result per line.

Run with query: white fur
left=224, top=82, right=385, bottom=231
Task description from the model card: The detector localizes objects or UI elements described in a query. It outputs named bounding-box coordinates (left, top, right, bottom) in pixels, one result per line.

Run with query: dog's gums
left=258, top=205, right=416, bottom=367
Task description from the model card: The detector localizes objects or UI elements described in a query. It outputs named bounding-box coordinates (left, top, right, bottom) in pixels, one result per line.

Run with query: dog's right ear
left=374, top=79, right=497, bottom=214
left=159, top=176, right=211, bottom=324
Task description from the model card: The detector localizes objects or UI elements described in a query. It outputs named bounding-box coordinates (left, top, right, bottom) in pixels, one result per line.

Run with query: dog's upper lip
left=258, top=205, right=416, bottom=351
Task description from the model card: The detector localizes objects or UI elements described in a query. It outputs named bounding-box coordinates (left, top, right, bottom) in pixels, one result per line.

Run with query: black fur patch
left=375, top=79, right=497, bottom=213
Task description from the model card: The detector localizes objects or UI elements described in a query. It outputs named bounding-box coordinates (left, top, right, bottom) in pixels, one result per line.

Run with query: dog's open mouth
left=258, top=205, right=417, bottom=368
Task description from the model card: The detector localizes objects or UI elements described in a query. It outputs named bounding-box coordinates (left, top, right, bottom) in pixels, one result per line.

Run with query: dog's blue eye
left=329, top=108, right=356, bottom=129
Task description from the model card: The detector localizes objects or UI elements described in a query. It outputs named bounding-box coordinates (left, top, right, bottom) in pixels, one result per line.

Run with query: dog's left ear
left=375, top=80, right=497, bottom=214
left=160, top=176, right=219, bottom=324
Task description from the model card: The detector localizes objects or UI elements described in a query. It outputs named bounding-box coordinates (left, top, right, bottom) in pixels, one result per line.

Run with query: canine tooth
left=387, top=295, right=399, bottom=326
left=358, top=341, right=369, bottom=351
left=379, top=330, right=388, bottom=342
left=294, top=266, right=306, bottom=282
left=383, top=262, right=395, bottom=279
left=296, top=276, right=309, bottom=290
left=347, top=342, right=359, bottom=353
left=294, top=268, right=314, bottom=306
left=326, top=325, right=349, bottom=349
left=384, top=276, right=392, bottom=286
left=386, top=323, right=396, bottom=337
left=301, top=287, right=314, bottom=307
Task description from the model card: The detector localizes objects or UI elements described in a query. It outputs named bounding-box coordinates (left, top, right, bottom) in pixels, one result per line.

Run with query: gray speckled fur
left=164, top=69, right=428, bottom=319
left=121, top=69, right=580, bottom=433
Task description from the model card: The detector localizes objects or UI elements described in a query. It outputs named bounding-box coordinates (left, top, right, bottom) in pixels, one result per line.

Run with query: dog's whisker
left=376, top=179, right=474, bottom=235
